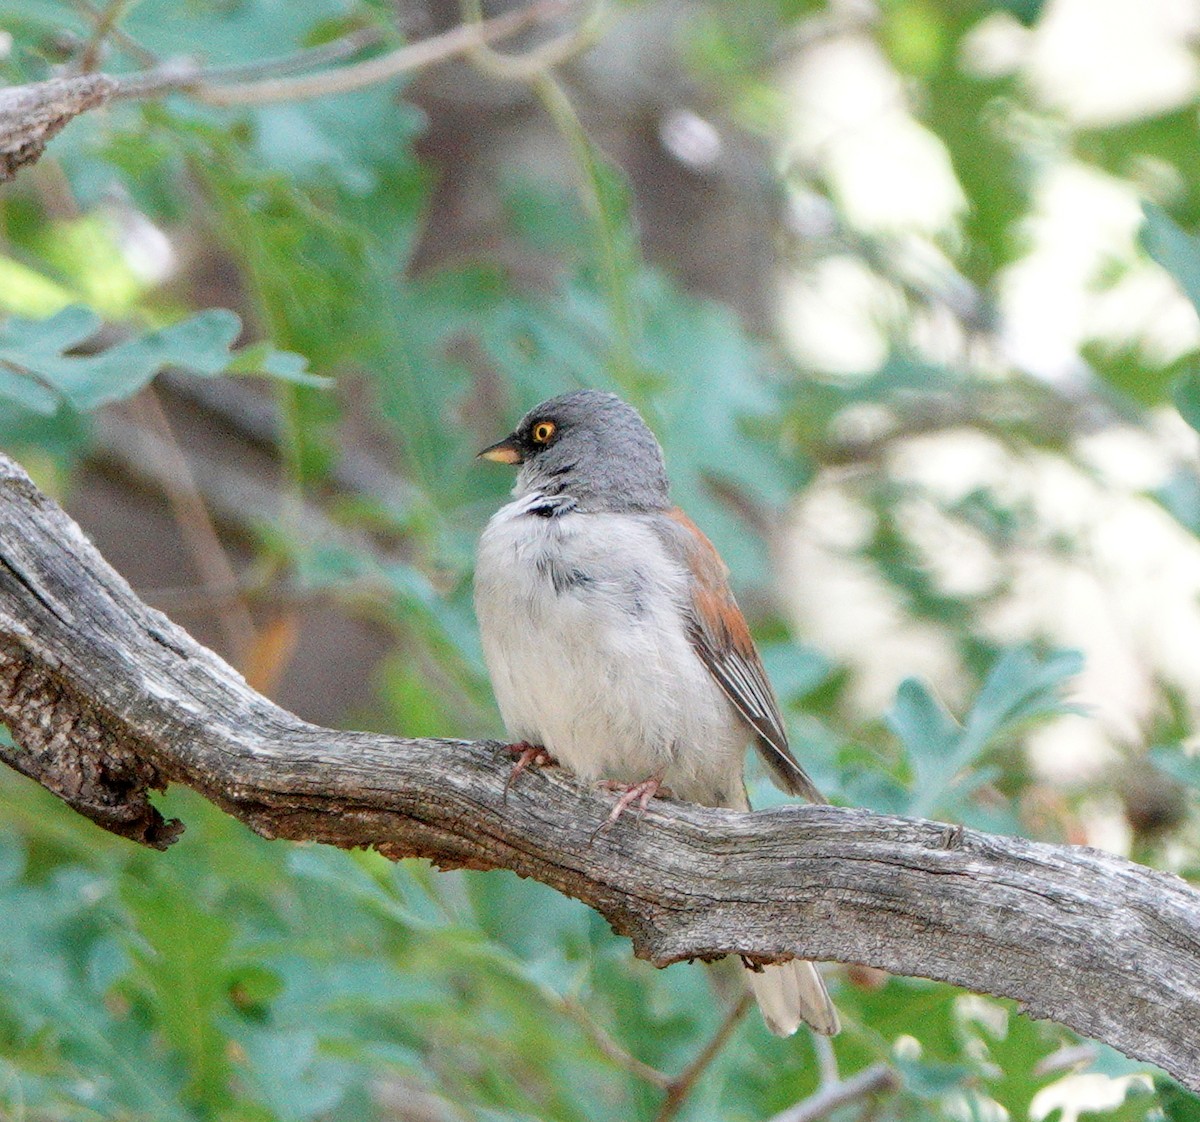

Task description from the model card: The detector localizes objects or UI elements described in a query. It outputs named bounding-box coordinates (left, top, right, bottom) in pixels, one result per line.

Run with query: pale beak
left=478, top=435, right=523, bottom=464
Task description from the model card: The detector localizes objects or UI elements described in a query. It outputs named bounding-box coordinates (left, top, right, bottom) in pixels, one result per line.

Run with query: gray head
left=478, top=390, right=670, bottom=512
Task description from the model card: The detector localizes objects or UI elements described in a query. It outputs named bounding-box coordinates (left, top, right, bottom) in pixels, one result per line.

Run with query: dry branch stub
left=0, top=452, right=1199, bottom=1088
left=0, top=74, right=118, bottom=181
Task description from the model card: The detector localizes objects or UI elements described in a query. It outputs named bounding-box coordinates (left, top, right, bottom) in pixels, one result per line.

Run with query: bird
left=473, top=388, right=839, bottom=1037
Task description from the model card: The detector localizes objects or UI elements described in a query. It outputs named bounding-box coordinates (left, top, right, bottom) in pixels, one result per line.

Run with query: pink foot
left=596, top=775, right=670, bottom=832
left=502, top=741, right=556, bottom=800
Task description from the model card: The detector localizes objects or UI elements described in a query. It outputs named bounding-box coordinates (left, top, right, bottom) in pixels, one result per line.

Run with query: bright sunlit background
left=781, top=0, right=1200, bottom=838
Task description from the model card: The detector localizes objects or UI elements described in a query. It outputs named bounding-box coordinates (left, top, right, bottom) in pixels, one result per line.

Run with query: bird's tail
left=747, top=960, right=840, bottom=1037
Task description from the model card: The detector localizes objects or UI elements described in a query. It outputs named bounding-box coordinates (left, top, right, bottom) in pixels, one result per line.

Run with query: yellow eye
left=531, top=420, right=556, bottom=444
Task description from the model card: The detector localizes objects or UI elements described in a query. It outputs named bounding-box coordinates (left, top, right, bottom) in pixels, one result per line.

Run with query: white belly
left=474, top=496, right=747, bottom=806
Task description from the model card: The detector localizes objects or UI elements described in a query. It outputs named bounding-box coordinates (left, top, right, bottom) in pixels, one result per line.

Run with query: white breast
left=473, top=494, right=747, bottom=806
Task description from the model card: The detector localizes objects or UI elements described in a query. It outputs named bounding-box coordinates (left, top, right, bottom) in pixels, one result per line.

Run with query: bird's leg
left=596, top=775, right=670, bottom=830
left=502, top=741, right=556, bottom=800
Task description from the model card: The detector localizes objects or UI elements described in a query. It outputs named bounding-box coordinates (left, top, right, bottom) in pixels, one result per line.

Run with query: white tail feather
left=747, top=960, right=840, bottom=1036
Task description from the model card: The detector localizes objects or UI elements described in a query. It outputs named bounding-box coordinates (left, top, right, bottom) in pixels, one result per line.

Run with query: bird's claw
left=592, top=776, right=670, bottom=839
left=502, top=741, right=555, bottom=801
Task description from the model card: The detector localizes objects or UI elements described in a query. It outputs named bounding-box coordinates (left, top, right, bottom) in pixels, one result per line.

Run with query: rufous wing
left=661, top=509, right=827, bottom=804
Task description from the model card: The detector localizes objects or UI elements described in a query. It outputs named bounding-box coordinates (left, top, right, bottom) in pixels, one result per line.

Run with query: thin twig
left=128, top=390, right=257, bottom=665
left=175, top=26, right=384, bottom=85
left=111, top=0, right=571, bottom=105
left=813, top=1034, right=839, bottom=1089
left=457, top=0, right=639, bottom=379
left=533, top=73, right=640, bottom=378
left=100, top=24, right=385, bottom=101
left=557, top=996, right=672, bottom=1090
left=653, top=993, right=754, bottom=1122
left=88, top=411, right=398, bottom=585
left=1033, top=1042, right=1099, bottom=1076
left=372, top=1077, right=471, bottom=1122
left=67, top=0, right=159, bottom=67
left=461, top=0, right=607, bottom=81
left=766, top=1064, right=899, bottom=1122
left=75, top=0, right=132, bottom=73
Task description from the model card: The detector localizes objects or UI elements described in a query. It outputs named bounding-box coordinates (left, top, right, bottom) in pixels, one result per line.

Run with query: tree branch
left=0, top=74, right=119, bottom=181
left=653, top=992, right=753, bottom=1122
left=0, top=1, right=571, bottom=180
left=0, top=451, right=1199, bottom=1088
left=75, top=0, right=135, bottom=75
left=767, top=1064, right=899, bottom=1122
left=114, top=0, right=570, bottom=106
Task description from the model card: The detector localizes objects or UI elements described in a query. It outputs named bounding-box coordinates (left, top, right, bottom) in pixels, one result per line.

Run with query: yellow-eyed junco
left=474, top=389, right=839, bottom=1037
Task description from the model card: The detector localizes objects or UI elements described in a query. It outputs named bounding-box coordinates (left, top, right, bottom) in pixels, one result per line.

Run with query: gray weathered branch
left=0, top=451, right=1199, bottom=1088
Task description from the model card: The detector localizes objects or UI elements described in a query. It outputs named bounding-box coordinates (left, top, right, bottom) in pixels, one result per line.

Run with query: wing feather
left=659, top=509, right=827, bottom=804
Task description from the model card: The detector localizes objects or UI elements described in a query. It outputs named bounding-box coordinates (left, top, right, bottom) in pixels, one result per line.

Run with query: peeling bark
left=0, top=452, right=1199, bottom=1087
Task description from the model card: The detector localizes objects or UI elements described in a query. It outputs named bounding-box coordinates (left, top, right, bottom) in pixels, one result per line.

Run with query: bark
left=0, top=75, right=118, bottom=181
left=0, top=452, right=1198, bottom=1087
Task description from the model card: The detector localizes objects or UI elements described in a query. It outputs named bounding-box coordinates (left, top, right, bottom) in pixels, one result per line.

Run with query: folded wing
left=658, top=509, right=826, bottom=804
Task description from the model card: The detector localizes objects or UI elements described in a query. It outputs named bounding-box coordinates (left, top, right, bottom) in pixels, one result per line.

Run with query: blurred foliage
left=0, top=306, right=320, bottom=416
left=3, top=0, right=1200, bottom=1119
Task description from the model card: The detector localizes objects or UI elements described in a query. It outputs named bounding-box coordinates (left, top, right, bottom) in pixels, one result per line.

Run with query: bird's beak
left=478, top=435, right=523, bottom=465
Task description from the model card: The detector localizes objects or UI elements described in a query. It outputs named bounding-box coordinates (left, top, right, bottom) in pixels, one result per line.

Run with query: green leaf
left=226, top=341, right=331, bottom=387
left=0, top=306, right=320, bottom=414
left=0, top=304, right=99, bottom=352
left=1173, top=369, right=1200, bottom=435
left=758, top=643, right=833, bottom=703
left=1158, top=1078, right=1200, bottom=1122
left=0, top=832, right=24, bottom=888
left=0, top=400, right=91, bottom=459
left=891, top=647, right=1083, bottom=818
left=0, top=365, right=57, bottom=413
left=973, top=1003, right=1072, bottom=1118
left=888, top=678, right=962, bottom=788
left=1078, top=1081, right=1161, bottom=1122
left=1142, top=204, right=1200, bottom=318
left=993, top=0, right=1045, bottom=26
left=0, top=860, right=194, bottom=1121
left=1150, top=744, right=1200, bottom=792
left=1154, top=468, right=1200, bottom=533
left=962, top=647, right=1085, bottom=746
left=890, top=7, right=1032, bottom=282
left=1085, top=339, right=1188, bottom=407
left=122, top=874, right=237, bottom=1109
left=235, top=1030, right=347, bottom=1120
left=894, top=1054, right=974, bottom=1098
